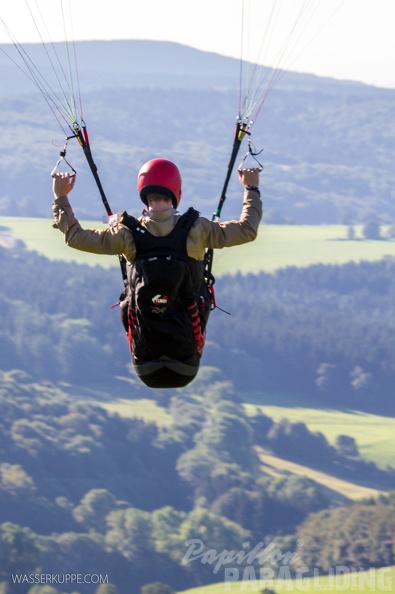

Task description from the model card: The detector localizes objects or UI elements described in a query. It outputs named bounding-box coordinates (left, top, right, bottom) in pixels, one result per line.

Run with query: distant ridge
left=0, top=38, right=374, bottom=95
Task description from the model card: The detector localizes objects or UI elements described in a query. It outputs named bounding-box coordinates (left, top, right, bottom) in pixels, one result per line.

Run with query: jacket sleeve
left=52, top=195, right=136, bottom=259
left=196, top=188, right=262, bottom=249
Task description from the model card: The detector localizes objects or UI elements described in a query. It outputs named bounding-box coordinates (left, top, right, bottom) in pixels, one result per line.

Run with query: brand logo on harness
left=152, top=294, right=168, bottom=305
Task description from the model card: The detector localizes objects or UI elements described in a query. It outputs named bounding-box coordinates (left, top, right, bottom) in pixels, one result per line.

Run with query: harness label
left=152, top=294, right=168, bottom=305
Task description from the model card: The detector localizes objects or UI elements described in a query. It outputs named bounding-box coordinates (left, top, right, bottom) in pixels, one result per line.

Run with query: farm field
left=2, top=217, right=395, bottom=273
left=258, top=449, right=385, bottom=500
left=244, top=403, right=395, bottom=469
left=0, top=216, right=115, bottom=268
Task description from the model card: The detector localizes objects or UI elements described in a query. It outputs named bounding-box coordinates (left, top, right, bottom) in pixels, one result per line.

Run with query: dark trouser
left=133, top=356, right=199, bottom=389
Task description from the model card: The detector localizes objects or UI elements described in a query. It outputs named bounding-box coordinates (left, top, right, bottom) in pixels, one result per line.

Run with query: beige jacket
left=52, top=189, right=262, bottom=262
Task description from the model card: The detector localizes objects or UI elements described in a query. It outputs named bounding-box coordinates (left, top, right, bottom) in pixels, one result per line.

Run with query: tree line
left=1, top=244, right=394, bottom=413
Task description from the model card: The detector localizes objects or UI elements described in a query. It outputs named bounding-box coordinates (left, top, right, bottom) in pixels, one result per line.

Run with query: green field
left=178, top=566, right=395, bottom=594
left=101, top=398, right=173, bottom=426
left=2, top=216, right=395, bottom=274
left=258, top=449, right=384, bottom=500
left=244, top=404, right=395, bottom=469
left=98, top=394, right=395, bottom=501
left=0, top=216, right=116, bottom=268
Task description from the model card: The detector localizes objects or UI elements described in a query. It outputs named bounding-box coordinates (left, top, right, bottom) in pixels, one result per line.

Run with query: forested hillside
left=1, top=240, right=395, bottom=592
left=1, top=244, right=394, bottom=412
left=1, top=370, right=395, bottom=594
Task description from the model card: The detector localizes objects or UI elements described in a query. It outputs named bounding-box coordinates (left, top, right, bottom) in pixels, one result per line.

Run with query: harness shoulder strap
left=120, top=207, right=199, bottom=258
left=119, top=211, right=139, bottom=233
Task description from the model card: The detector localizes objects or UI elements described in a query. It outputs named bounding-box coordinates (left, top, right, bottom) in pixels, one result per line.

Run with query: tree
left=384, top=224, right=395, bottom=239
left=179, top=508, right=250, bottom=555
left=151, top=507, right=186, bottom=557
left=362, top=219, right=381, bottom=240
left=297, top=503, right=395, bottom=571
left=347, top=225, right=355, bottom=240
left=177, top=444, right=254, bottom=505
left=72, top=489, right=117, bottom=533
left=96, top=584, right=119, bottom=594
left=210, top=487, right=266, bottom=533
left=140, top=583, right=174, bottom=594
left=105, top=508, right=154, bottom=561
left=0, top=464, right=36, bottom=495
left=28, top=586, right=58, bottom=594
left=177, top=508, right=250, bottom=581
left=315, top=363, right=337, bottom=393
left=350, top=365, right=372, bottom=391
left=249, top=412, right=274, bottom=446
left=197, top=400, right=259, bottom=469
left=267, top=418, right=333, bottom=462
left=0, top=522, right=40, bottom=585
left=335, top=435, right=359, bottom=458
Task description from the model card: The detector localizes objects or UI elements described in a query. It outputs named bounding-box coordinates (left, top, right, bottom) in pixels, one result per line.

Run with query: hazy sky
left=1, top=0, right=395, bottom=89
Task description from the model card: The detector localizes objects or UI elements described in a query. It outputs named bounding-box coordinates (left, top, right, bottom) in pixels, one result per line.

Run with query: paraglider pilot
left=52, top=159, right=262, bottom=388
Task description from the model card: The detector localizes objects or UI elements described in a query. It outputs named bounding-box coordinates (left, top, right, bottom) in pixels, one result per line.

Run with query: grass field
left=0, top=216, right=115, bottom=268
left=244, top=404, right=395, bottom=469
left=101, top=398, right=173, bottom=426
left=258, top=449, right=384, bottom=500
left=178, top=566, right=395, bottom=594
left=2, top=216, right=395, bottom=274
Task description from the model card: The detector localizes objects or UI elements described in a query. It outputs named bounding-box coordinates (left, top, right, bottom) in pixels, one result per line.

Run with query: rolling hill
left=1, top=40, right=395, bottom=225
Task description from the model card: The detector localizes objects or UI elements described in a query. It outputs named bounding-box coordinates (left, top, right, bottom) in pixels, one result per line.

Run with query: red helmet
left=137, top=158, right=182, bottom=208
